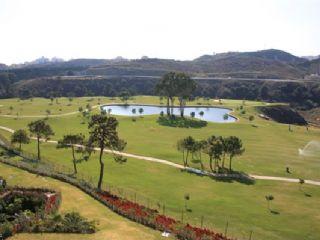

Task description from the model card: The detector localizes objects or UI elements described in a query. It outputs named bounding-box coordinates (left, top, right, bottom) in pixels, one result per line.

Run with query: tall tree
left=57, top=134, right=85, bottom=174
left=28, top=119, right=54, bottom=160
left=155, top=72, right=177, bottom=116
left=175, top=73, right=196, bottom=117
left=11, top=129, right=30, bottom=151
left=87, top=114, right=126, bottom=190
left=138, top=107, right=144, bottom=116
left=224, top=136, right=245, bottom=172
left=202, top=135, right=223, bottom=172
left=119, top=91, right=130, bottom=104
left=177, top=136, right=196, bottom=167
left=193, top=140, right=206, bottom=170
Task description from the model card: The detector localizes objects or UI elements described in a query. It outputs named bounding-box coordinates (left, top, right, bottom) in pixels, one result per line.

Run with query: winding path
left=0, top=125, right=319, bottom=186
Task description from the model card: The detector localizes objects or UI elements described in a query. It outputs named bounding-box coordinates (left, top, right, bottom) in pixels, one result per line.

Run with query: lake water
left=101, top=105, right=236, bottom=123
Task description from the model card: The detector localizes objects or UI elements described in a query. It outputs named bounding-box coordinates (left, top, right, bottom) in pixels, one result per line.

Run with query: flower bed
left=0, top=187, right=61, bottom=214
left=97, top=191, right=232, bottom=240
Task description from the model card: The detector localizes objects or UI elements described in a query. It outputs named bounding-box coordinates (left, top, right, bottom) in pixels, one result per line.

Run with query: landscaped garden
left=0, top=176, right=96, bottom=239
left=0, top=88, right=319, bottom=239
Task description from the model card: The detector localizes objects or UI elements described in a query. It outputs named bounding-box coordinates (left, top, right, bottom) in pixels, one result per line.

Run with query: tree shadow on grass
left=211, top=173, right=256, bottom=185
left=181, top=168, right=255, bottom=185
left=270, top=210, right=280, bottom=215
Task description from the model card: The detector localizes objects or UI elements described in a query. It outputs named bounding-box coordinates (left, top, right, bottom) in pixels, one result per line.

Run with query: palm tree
left=155, top=72, right=177, bottom=116
left=119, top=91, right=130, bottom=104
left=11, top=129, right=30, bottom=151
left=87, top=114, right=126, bottom=190
left=202, top=135, right=223, bottom=172
left=224, top=136, right=245, bottom=172
left=57, top=134, right=85, bottom=174
left=190, top=112, right=195, bottom=118
left=265, top=195, right=274, bottom=212
left=199, top=111, right=204, bottom=117
left=28, top=119, right=54, bottom=160
left=175, top=73, right=196, bottom=117
left=138, top=108, right=144, bottom=117
left=184, top=193, right=190, bottom=211
left=177, top=136, right=196, bottom=167
left=299, top=178, right=305, bottom=192
left=193, top=140, right=206, bottom=170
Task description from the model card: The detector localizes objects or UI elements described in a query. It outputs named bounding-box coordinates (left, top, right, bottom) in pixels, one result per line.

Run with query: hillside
left=1, top=49, right=315, bottom=80
left=298, top=58, right=320, bottom=75
left=0, top=63, right=7, bottom=70
left=12, top=75, right=320, bottom=110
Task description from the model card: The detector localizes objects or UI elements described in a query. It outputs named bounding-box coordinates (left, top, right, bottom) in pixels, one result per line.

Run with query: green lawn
left=0, top=96, right=320, bottom=240
left=1, top=148, right=320, bottom=240
left=0, top=96, right=318, bottom=180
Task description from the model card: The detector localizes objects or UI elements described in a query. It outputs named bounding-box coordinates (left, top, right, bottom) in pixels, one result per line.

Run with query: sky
left=0, top=0, right=319, bottom=64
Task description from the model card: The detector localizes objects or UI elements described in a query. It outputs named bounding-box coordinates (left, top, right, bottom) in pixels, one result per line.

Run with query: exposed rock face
left=257, top=105, right=307, bottom=125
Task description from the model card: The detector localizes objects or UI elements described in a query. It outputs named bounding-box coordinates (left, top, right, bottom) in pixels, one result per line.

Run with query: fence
left=0, top=133, right=254, bottom=240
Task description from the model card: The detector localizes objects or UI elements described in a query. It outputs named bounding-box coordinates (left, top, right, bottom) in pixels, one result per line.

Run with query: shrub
left=157, top=116, right=207, bottom=128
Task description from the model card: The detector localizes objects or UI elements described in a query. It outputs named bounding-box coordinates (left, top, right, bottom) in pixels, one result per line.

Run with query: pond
left=101, top=105, right=236, bottom=123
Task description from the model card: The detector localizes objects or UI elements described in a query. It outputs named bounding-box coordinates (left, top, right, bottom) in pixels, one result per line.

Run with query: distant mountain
left=195, top=49, right=305, bottom=65
left=0, top=63, right=7, bottom=70
left=2, top=49, right=317, bottom=80
left=242, top=49, right=306, bottom=64
left=299, top=58, right=320, bottom=76
left=301, top=55, right=320, bottom=61
left=192, top=49, right=306, bottom=79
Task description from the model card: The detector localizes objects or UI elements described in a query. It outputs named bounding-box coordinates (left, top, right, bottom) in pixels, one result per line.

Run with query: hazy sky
left=0, top=0, right=319, bottom=64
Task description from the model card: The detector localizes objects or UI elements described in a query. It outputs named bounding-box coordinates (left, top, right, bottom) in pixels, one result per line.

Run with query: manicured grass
left=0, top=96, right=318, bottom=180
left=1, top=149, right=320, bottom=240
left=0, top=96, right=320, bottom=240
left=0, top=162, right=165, bottom=240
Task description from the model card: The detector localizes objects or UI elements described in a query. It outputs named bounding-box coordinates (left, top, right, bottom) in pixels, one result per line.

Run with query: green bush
left=157, top=116, right=207, bottom=128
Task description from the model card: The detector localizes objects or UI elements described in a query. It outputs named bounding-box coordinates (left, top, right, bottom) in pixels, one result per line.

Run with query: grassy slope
left=0, top=96, right=320, bottom=239
left=1, top=150, right=320, bottom=240
left=0, top=163, right=164, bottom=240
left=0, top=96, right=319, bottom=180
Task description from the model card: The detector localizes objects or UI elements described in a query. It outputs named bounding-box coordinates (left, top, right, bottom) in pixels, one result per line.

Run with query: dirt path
left=1, top=125, right=319, bottom=186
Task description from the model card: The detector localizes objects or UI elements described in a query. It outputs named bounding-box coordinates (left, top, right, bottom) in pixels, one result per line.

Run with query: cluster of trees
left=155, top=72, right=196, bottom=117
left=177, top=135, right=244, bottom=173
left=10, top=75, right=320, bottom=110
left=10, top=114, right=126, bottom=190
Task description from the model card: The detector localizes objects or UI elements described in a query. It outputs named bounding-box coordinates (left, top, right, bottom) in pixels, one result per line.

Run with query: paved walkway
left=0, top=125, right=319, bottom=186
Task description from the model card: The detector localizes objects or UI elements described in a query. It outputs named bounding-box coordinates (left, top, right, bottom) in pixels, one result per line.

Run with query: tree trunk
left=209, top=156, right=213, bottom=173
left=166, top=97, right=170, bottom=116
left=185, top=151, right=189, bottom=167
left=37, top=136, right=41, bottom=161
left=182, top=150, right=186, bottom=167
left=229, top=155, right=232, bottom=172
left=222, top=153, right=226, bottom=169
left=199, top=152, right=204, bottom=170
left=179, top=98, right=184, bottom=117
left=19, top=142, right=22, bottom=151
left=72, top=145, right=77, bottom=174
left=170, top=97, right=174, bottom=116
left=97, top=146, right=105, bottom=190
